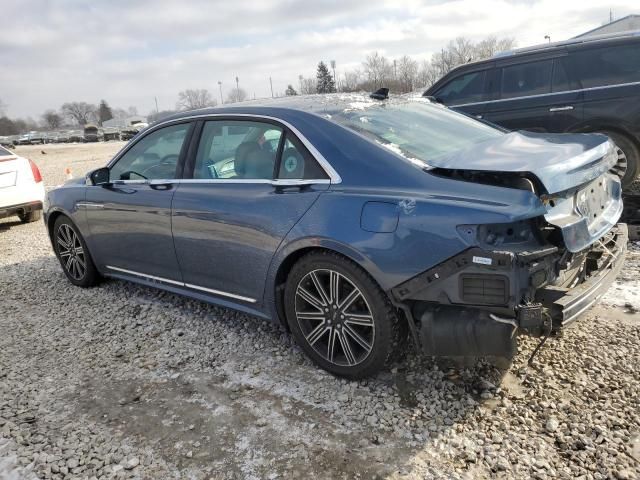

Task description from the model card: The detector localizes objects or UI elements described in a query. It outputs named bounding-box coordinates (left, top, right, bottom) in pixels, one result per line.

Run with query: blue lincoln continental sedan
left=44, top=94, right=627, bottom=378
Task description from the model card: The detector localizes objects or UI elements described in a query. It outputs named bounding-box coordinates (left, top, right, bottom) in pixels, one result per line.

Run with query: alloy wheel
left=295, top=269, right=375, bottom=367
left=56, top=224, right=86, bottom=281
left=609, top=146, right=628, bottom=180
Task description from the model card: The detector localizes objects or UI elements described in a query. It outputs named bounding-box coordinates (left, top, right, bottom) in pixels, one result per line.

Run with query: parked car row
left=0, top=123, right=148, bottom=148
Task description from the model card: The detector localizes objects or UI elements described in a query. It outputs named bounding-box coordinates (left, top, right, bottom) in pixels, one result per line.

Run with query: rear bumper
left=537, top=223, right=628, bottom=328
left=0, top=200, right=43, bottom=219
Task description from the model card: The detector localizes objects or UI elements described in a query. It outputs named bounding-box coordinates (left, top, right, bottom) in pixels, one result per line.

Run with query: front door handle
left=149, top=181, right=174, bottom=191
left=549, top=106, right=574, bottom=112
left=475, top=114, right=483, bottom=119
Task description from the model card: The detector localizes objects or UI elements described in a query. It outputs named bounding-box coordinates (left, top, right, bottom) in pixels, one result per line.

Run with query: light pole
left=270, top=77, right=274, bottom=98
left=298, top=74, right=303, bottom=94
left=235, top=76, right=239, bottom=96
left=218, top=81, right=223, bottom=104
left=544, top=35, right=551, bottom=43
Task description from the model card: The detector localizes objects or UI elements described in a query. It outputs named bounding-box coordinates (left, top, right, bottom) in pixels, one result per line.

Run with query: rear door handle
left=549, top=106, right=574, bottom=112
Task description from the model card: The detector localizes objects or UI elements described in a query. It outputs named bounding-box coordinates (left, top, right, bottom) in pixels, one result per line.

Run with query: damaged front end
left=392, top=157, right=627, bottom=360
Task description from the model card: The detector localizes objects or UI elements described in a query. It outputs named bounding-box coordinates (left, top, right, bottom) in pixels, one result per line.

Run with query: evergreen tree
left=285, top=84, right=298, bottom=96
left=316, top=61, right=336, bottom=94
left=98, top=100, right=113, bottom=126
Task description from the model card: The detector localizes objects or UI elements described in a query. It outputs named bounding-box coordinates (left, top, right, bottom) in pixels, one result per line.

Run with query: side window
left=434, top=71, right=488, bottom=105
left=567, top=44, right=640, bottom=88
left=110, top=123, right=190, bottom=181
left=194, top=120, right=282, bottom=179
left=552, top=57, right=575, bottom=92
left=500, top=60, right=552, bottom=99
left=277, top=134, right=329, bottom=180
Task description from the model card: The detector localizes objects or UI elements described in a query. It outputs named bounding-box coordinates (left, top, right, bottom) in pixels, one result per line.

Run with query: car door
left=485, top=55, right=583, bottom=132
left=171, top=118, right=331, bottom=307
left=84, top=121, right=193, bottom=281
left=431, top=67, right=494, bottom=120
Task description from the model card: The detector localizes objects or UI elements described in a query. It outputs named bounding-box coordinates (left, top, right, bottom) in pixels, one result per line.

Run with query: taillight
left=28, top=159, right=43, bottom=183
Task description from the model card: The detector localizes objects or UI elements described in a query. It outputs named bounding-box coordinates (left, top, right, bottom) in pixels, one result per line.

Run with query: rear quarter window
left=567, top=43, right=640, bottom=88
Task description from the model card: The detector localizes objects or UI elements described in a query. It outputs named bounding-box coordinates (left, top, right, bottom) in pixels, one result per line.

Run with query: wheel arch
left=567, top=121, right=640, bottom=149
left=268, top=239, right=384, bottom=330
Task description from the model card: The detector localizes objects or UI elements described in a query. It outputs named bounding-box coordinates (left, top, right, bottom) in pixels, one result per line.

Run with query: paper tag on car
left=472, top=256, right=492, bottom=266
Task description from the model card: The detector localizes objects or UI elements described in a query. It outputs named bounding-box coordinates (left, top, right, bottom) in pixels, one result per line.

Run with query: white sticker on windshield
left=472, top=256, right=492, bottom=266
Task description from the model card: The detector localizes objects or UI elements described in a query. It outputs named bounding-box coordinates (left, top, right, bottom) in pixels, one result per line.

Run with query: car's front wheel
left=52, top=216, right=101, bottom=287
left=284, top=251, right=405, bottom=379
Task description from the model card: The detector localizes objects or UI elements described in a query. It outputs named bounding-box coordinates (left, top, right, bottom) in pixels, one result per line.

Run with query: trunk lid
left=430, top=131, right=615, bottom=194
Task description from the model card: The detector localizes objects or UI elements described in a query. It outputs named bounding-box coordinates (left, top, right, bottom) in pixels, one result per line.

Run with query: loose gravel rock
left=1, top=143, right=639, bottom=479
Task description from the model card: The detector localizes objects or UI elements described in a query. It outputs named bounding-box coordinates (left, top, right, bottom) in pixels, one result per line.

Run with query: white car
left=0, top=145, right=45, bottom=223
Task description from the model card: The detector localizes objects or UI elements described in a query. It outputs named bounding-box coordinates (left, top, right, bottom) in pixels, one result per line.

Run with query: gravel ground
left=0, top=143, right=639, bottom=479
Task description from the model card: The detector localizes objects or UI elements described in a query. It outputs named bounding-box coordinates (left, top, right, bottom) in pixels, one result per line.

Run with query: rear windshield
left=329, top=100, right=503, bottom=166
left=0, top=146, right=12, bottom=156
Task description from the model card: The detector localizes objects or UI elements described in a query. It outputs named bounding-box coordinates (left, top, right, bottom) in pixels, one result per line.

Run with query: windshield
left=329, top=99, right=504, bottom=166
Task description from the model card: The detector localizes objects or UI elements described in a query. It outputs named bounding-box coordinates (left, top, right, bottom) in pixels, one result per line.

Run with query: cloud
left=0, top=0, right=636, bottom=118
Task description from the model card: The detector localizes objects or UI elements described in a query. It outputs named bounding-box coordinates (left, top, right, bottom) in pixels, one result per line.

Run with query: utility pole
left=218, top=81, right=223, bottom=104
left=298, top=74, right=303, bottom=94
left=235, top=76, right=239, bottom=94
left=270, top=77, right=274, bottom=98
left=393, top=59, right=397, bottom=80
left=154, top=96, right=159, bottom=113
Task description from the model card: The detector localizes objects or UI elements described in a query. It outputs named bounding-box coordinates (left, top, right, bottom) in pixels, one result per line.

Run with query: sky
left=1, top=0, right=638, bottom=119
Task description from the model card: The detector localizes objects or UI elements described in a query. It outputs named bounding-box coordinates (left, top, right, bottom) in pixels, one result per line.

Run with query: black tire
left=598, top=131, right=639, bottom=188
left=52, top=216, right=101, bottom=287
left=18, top=209, right=42, bottom=223
left=284, top=251, right=406, bottom=379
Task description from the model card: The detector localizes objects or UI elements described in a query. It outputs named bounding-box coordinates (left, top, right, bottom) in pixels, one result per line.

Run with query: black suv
left=424, top=31, right=640, bottom=188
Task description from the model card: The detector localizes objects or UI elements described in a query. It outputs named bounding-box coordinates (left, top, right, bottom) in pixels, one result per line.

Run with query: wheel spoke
left=305, top=322, right=329, bottom=347
left=343, top=323, right=372, bottom=352
left=56, top=236, right=70, bottom=250
left=296, top=286, right=326, bottom=311
left=59, top=250, right=71, bottom=258
left=337, top=330, right=356, bottom=365
left=310, top=271, right=331, bottom=306
left=76, top=254, right=86, bottom=269
left=344, top=313, right=374, bottom=327
left=329, top=271, right=340, bottom=305
left=65, top=255, right=74, bottom=271
left=338, top=288, right=360, bottom=313
left=327, top=328, right=337, bottom=362
left=297, top=311, right=326, bottom=322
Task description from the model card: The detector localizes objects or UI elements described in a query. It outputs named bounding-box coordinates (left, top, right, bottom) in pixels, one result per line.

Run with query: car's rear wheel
left=284, top=251, right=405, bottom=379
left=18, top=209, right=41, bottom=223
left=598, top=131, right=639, bottom=188
left=53, top=216, right=100, bottom=287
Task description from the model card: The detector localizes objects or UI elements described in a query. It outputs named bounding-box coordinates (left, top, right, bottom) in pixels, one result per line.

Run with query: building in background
left=574, top=14, right=640, bottom=38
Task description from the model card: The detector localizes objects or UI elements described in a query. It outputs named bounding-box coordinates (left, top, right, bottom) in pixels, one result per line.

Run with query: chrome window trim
left=107, top=113, right=341, bottom=184
left=105, top=265, right=256, bottom=303
left=451, top=80, right=640, bottom=108
left=97, top=178, right=331, bottom=186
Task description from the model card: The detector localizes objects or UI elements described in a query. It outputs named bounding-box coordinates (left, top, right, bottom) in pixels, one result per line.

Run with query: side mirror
left=88, top=167, right=110, bottom=186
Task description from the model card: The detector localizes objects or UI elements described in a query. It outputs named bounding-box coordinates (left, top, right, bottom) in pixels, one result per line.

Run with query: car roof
left=154, top=92, right=422, bottom=125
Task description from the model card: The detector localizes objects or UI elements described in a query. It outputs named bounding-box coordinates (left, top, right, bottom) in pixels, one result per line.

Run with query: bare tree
left=416, top=59, right=441, bottom=89
left=341, top=70, right=362, bottom=92
left=226, top=87, right=248, bottom=103
left=362, top=52, right=393, bottom=89
left=61, top=102, right=97, bottom=126
left=176, top=89, right=217, bottom=111
left=474, top=36, right=516, bottom=58
left=299, top=77, right=317, bottom=95
left=42, top=110, right=63, bottom=129
left=396, top=55, right=419, bottom=93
